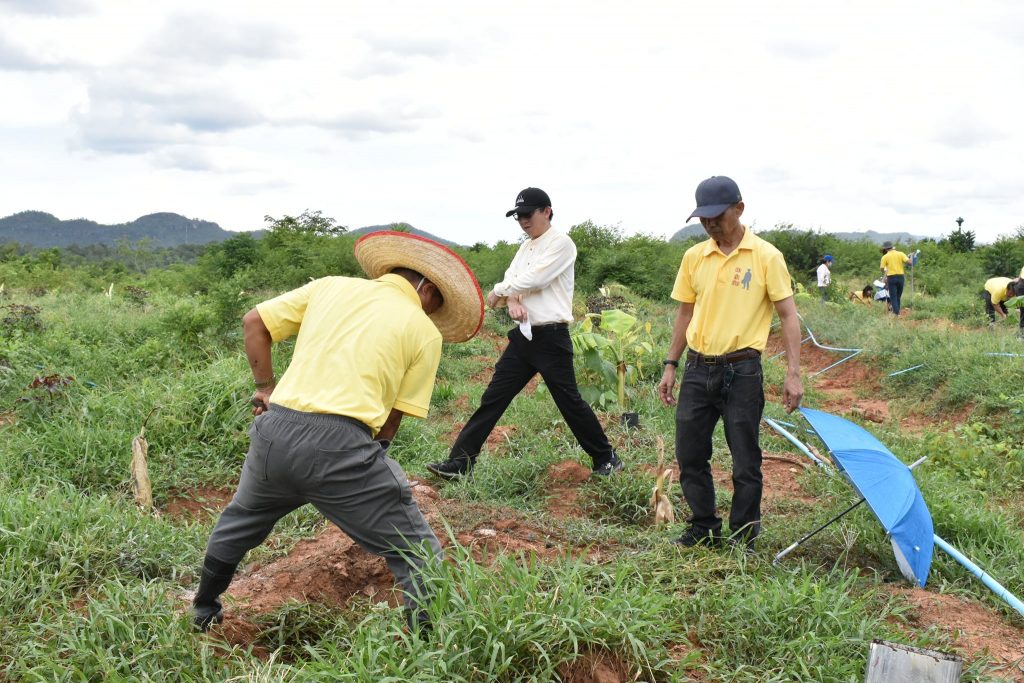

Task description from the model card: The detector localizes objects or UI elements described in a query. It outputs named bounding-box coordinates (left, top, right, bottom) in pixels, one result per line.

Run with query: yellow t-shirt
left=256, top=274, right=443, bottom=435
left=671, top=228, right=794, bottom=355
left=849, top=290, right=870, bottom=304
left=880, top=250, right=910, bottom=276
left=985, top=277, right=1013, bottom=307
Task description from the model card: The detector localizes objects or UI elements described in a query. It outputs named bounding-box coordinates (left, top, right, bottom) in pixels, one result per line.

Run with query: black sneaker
left=592, top=453, right=625, bottom=477
left=426, top=457, right=473, bottom=480
left=672, top=526, right=723, bottom=548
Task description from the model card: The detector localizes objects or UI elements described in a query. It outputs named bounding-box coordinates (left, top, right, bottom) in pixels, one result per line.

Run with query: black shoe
left=672, top=526, right=723, bottom=548
left=592, top=453, right=624, bottom=477
left=425, top=457, right=473, bottom=480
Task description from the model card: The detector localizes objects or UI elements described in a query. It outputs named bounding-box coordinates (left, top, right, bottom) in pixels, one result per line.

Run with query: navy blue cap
left=505, top=187, right=551, bottom=218
left=687, top=176, right=742, bottom=221
left=823, top=254, right=833, bottom=262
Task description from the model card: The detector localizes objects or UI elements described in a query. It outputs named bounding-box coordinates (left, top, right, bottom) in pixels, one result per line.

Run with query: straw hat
left=354, top=231, right=484, bottom=343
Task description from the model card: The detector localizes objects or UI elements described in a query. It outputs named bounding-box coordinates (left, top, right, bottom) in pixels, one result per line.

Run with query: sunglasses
left=513, top=208, right=539, bottom=221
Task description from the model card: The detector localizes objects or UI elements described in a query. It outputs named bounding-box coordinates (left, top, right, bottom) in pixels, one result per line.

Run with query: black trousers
left=450, top=325, right=615, bottom=467
left=675, top=355, right=765, bottom=539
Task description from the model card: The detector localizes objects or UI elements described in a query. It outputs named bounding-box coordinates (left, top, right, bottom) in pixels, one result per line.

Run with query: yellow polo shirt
left=985, top=277, right=1013, bottom=307
left=256, top=274, right=443, bottom=435
left=671, top=227, right=794, bottom=355
left=880, top=250, right=910, bottom=276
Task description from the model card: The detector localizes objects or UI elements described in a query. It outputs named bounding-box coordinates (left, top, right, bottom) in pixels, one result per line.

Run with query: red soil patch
left=455, top=517, right=564, bottom=562
left=164, top=487, right=234, bottom=521
left=892, top=587, right=1024, bottom=676
left=545, top=460, right=593, bottom=518
left=228, top=526, right=401, bottom=614
left=558, top=649, right=633, bottom=683
left=901, top=402, right=975, bottom=434
left=209, top=615, right=270, bottom=660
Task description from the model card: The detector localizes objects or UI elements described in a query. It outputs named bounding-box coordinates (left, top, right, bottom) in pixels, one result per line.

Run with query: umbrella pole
left=932, top=535, right=1024, bottom=619
left=773, top=498, right=866, bottom=565
left=763, top=418, right=829, bottom=469
left=773, top=457, right=929, bottom=566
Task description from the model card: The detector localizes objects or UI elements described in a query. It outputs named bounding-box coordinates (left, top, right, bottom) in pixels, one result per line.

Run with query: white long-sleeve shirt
left=492, top=228, right=576, bottom=325
left=816, top=263, right=831, bottom=287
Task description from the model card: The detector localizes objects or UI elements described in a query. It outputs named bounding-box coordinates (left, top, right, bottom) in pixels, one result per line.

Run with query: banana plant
left=570, top=309, right=654, bottom=411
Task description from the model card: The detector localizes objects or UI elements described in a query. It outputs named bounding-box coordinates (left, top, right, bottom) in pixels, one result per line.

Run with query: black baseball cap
left=687, top=176, right=742, bottom=221
left=505, top=187, right=551, bottom=218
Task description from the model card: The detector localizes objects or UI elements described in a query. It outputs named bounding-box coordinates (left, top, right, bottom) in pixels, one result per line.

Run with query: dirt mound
left=893, top=587, right=1024, bottom=675
left=229, top=526, right=400, bottom=614
left=546, top=460, right=593, bottom=518
left=455, top=518, right=562, bottom=561
left=558, top=649, right=633, bottom=683
left=164, top=487, right=234, bottom=521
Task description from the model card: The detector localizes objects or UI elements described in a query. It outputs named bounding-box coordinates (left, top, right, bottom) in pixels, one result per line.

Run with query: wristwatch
left=662, top=359, right=679, bottom=368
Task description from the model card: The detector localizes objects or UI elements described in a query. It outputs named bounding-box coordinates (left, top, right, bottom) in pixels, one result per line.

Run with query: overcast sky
left=2, top=0, right=1023, bottom=245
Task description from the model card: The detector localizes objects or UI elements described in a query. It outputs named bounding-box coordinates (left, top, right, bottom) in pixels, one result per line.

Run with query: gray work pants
left=204, top=404, right=442, bottom=609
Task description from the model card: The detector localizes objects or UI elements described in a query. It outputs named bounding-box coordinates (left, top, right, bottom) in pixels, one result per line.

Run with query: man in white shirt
left=427, top=187, right=624, bottom=479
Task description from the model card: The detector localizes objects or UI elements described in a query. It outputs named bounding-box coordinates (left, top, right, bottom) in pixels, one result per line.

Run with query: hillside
left=669, top=223, right=921, bottom=244
left=0, top=211, right=241, bottom=248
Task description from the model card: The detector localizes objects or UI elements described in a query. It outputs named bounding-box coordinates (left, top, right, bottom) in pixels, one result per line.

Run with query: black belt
left=687, top=348, right=760, bottom=365
left=530, top=322, right=568, bottom=329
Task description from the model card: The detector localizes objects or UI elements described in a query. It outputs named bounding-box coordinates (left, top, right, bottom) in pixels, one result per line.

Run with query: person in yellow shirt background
left=657, top=176, right=803, bottom=551
left=983, top=275, right=1024, bottom=338
left=848, top=284, right=875, bottom=305
left=879, top=241, right=912, bottom=316
left=191, top=232, right=485, bottom=634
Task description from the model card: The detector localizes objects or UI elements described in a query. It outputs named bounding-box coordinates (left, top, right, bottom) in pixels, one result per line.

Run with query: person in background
left=879, top=241, right=913, bottom=315
left=983, top=276, right=1024, bottom=338
left=816, top=255, right=833, bottom=302
left=848, top=284, right=874, bottom=305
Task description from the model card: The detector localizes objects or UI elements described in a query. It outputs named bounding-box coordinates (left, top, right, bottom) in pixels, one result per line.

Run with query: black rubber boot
left=192, top=555, right=238, bottom=631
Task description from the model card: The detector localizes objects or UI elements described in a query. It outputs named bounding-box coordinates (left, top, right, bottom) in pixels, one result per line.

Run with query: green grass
left=0, top=285, right=1020, bottom=681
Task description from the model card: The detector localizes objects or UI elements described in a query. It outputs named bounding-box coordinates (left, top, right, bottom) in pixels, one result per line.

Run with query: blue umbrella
left=774, top=408, right=1024, bottom=619
left=799, top=407, right=934, bottom=587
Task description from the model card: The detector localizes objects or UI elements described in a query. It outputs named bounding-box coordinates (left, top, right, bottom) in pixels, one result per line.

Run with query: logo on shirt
left=732, top=267, right=753, bottom=290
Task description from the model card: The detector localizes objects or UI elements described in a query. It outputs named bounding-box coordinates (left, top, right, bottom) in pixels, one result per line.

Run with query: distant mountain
left=349, top=223, right=462, bottom=247
left=669, top=224, right=706, bottom=241
left=827, top=230, right=921, bottom=244
left=669, top=223, right=922, bottom=244
left=0, top=211, right=242, bottom=248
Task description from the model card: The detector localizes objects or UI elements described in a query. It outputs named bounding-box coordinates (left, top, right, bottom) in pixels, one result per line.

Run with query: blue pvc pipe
left=933, top=534, right=1024, bottom=619
left=888, top=364, right=925, bottom=377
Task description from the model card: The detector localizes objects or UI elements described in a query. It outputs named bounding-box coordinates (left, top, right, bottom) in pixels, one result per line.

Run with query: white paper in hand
left=519, top=320, right=533, bottom=341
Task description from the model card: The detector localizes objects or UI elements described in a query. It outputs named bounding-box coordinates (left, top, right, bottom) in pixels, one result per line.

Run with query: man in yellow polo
left=879, top=241, right=912, bottom=316
left=658, top=176, right=803, bottom=551
left=191, top=232, right=484, bottom=633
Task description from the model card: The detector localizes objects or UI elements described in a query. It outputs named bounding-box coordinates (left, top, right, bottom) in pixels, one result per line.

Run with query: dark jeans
left=675, top=354, right=765, bottom=539
left=887, top=275, right=905, bottom=315
left=450, top=325, right=615, bottom=467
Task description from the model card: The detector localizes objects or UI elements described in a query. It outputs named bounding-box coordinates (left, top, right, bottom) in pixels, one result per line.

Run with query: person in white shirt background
left=427, top=187, right=625, bottom=480
left=816, top=255, right=833, bottom=302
